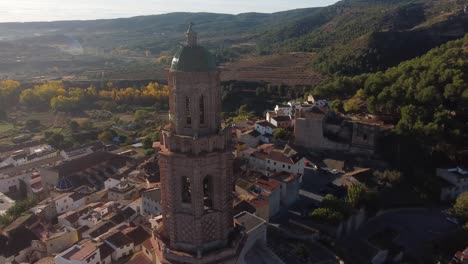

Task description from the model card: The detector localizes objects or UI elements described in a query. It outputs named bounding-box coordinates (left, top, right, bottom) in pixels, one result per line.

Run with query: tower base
left=152, top=227, right=246, bottom=264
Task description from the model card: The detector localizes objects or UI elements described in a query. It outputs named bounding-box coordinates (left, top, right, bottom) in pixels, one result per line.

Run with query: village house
left=34, top=225, right=80, bottom=257
left=437, top=167, right=468, bottom=201
left=0, top=192, right=14, bottom=216
left=275, top=104, right=293, bottom=116
left=55, top=242, right=102, bottom=264
left=270, top=115, right=292, bottom=129
left=235, top=168, right=300, bottom=221
left=255, top=120, right=276, bottom=135
left=42, top=151, right=134, bottom=192
left=0, top=145, right=57, bottom=168
left=255, top=120, right=275, bottom=143
left=103, top=231, right=135, bottom=261
left=54, top=192, right=89, bottom=215
left=122, top=226, right=151, bottom=252
left=240, top=144, right=312, bottom=177
left=141, top=187, right=162, bottom=216
left=0, top=155, right=62, bottom=197
left=254, top=178, right=281, bottom=217
left=141, top=239, right=156, bottom=264
left=108, top=179, right=138, bottom=201
left=0, top=214, right=41, bottom=263
left=271, top=172, right=301, bottom=207
left=60, top=141, right=106, bottom=161
left=236, top=129, right=261, bottom=148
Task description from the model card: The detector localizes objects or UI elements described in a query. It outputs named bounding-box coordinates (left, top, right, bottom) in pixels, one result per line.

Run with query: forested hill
left=317, top=34, right=467, bottom=148
left=259, top=0, right=468, bottom=75
left=0, top=0, right=467, bottom=78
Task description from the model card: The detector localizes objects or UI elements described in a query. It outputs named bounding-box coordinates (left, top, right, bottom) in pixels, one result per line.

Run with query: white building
left=0, top=192, right=14, bottom=216
left=141, top=187, right=162, bottom=216
left=55, top=243, right=102, bottom=264
left=0, top=155, right=62, bottom=195
left=437, top=167, right=468, bottom=201
left=255, top=121, right=276, bottom=136
left=60, top=142, right=105, bottom=161
left=241, top=145, right=311, bottom=177
left=0, top=146, right=57, bottom=168
left=54, top=192, right=87, bottom=215
left=237, top=129, right=261, bottom=148
left=274, top=105, right=292, bottom=116
left=270, top=116, right=292, bottom=129
left=254, top=120, right=276, bottom=143
left=104, top=176, right=121, bottom=190
left=104, top=232, right=134, bottom=261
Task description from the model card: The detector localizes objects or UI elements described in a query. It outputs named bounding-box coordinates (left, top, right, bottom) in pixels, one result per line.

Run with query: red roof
left=256, top=179, right=280, bottom=191
left=249, top=199, right=269, bottom=208
left=128, top=252, right=152, bottom=264
left=142, top=238, right=153, bottom=251
left=267, top=150, right=296, bottom=164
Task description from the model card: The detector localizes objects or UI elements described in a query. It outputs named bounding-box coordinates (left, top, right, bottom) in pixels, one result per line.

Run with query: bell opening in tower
left=203, top=175, right=213, bottom=209
left=156, top=23, right=244, bottom=263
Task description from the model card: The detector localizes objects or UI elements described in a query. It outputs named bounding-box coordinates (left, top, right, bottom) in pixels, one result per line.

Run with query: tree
left=343, top=97, right=361, bottom=113
left=374, top=170, right=402, bottom=185
left=255, top=87, right=265, bottom=97
left=69, top=120, right=80, bottom=131
left=81, top=120, right=94, bottom=130
left=134, top=110, right=148, bottom=122
left=347, top=183, right=367, bottom=208
left=0, top=198, right=36, bottom=227
left=310, top=207, right=344, bottom=224
left=98, top=129, right=117, bottom=142
left=238, top=104, right=249, bottom=116
left=452, top=192, right=468, bottom=221
left=143, top=137, right=153, bottom=149
left=330, top=99, right=343, bottom=112
left=321, top=194, right=349, bottom=214
left=145, top=149, right=156, bottom=156
left=46, top=133, right=65, bottom=149
left=273, top=128, right=290, bottom=140
left=25, top=119, right=41, bottom=131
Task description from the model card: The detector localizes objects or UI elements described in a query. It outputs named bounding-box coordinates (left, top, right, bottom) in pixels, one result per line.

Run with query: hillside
left=0, top=0, right=467, bottom=80
left=220, top=52, right=324, bottom=86
left=259, top=0, right=468, bottom=75
left=318, top=34, right=467, bottom=146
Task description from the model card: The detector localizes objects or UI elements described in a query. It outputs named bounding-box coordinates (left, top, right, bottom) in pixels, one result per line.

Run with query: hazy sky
left=0, top=0, right=340, bottom=22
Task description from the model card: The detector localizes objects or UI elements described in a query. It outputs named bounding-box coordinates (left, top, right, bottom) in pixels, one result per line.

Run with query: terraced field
left=221, top=52, right=326, bottom=86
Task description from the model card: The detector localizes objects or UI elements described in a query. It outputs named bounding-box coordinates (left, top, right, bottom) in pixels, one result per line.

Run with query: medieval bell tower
left=155, top=24, right=243, bottom=264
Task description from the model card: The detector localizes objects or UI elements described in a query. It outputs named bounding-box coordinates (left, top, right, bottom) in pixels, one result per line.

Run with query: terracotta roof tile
left=256, top=179, right=280, bottom=191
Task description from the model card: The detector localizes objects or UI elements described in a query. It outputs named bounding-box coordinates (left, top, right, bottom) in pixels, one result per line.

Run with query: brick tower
left=154, top=24, right=244, bottom=264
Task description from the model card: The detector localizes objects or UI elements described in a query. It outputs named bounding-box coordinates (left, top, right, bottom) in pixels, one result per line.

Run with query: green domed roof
left=170, top=45, right=217, bottom=72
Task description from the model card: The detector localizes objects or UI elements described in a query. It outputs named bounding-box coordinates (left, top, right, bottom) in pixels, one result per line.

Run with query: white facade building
left=242, top=145, right=310, bottom=177
left=141, top=187, right=162, bottom=216
left=55, top=192, right=87, bottom=215
left=255, top=121, right=276, bottom=136
left=55, top=243, right=102, bottom=264
left=104, top=232, right=134, bottom=261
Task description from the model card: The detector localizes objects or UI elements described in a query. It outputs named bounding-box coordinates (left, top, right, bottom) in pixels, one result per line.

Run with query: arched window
left=203, top=175, right=213, bottom=209
left=181, top=176, right=191, bottom=203
left=199, top=95, right=205, bottom=125
left=185, top=96, right=191, bottom=126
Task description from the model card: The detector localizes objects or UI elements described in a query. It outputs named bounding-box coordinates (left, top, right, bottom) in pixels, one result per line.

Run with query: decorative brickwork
left=155, top=25, right=243, bottom=264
